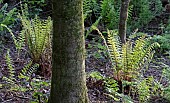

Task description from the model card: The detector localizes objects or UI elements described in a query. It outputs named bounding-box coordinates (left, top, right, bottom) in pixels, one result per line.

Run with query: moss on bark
left=49, top=0, right=89, bottom=103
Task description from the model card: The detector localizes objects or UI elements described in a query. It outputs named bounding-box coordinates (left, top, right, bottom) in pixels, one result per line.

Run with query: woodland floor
left=1, top=2, right=170, bottom=103
left=0, top=32, right=170, bottom=103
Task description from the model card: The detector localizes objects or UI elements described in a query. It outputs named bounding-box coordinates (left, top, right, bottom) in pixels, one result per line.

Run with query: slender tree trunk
left=118, top=0, right=130, bottom=43
left=49, top=0, right=89, bottom=103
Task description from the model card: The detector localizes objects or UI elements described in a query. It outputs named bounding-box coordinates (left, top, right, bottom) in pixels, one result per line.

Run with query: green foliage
left=165, top=19, right=170, bottom=33
left=162, top=67, right=170, bottom=100
left=85, top=16, right=102, bottom=38
left=137, top=77, right=155, bottom=103
left=107, top=30, right=159, bottom=81
left=128, top=0, right=163, bottom=31
left=83, top=0, right=101, bottom=20
left=19, top=8, right=52, bottom=62
left=18, top=61, right=39, bottom=80
left=84, top=0, right=163, bottom=32
left=2, top=49, right=49, bottom=102
left=150, top=34, right=170, bottom=54
left=137, top=0, right=153, bottom=27
left=31, top=78, right=50, bottom=103
left=1, top=24, right=25, bottom=56
left=4, top=50, right=39, bottom=84
left=89, top=71, right=104, bottom=80
left=89, top=71, right=135, bottom=102
left=149, top=0, right=163, bottom=15
left=149, top=19, right=170, bottom=54
left=22, top=0, right=47, bottom=17
left=101, top=0, right=120, bottom=29
left=0, top=2, right=17, bottom=34
left=89, top=71, right=121, bottom=101
left=5, top=49, right=15, bottom=80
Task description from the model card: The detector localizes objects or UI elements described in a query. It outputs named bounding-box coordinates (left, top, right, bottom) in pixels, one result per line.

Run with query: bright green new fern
left=19, top=12, right=52, bottom=62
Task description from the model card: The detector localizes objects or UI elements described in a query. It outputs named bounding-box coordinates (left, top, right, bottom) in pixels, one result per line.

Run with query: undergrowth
left=88, top=26, right=163, bottom=102
left=1, top=49, right=50, bottom=102
left=0, top=0, right=17, bottom=35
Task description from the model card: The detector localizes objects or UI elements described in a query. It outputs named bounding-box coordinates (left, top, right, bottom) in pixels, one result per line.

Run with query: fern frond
left=26, top=63, right=39, bottom=76
left=18, top=61, right=39, bottom=80
left=1, top=24, right=25, bottom=56
left=3, top=76, right=16, bottom=84
left=131, top=35, right=146, bottom=69
left=5, top=49, right=15, bottom=80
left=85, top=16, right=102, bottom=38
left=122, top=41, right=132, bottom=74
left=140, top=42, right=160, bottom=69
left=127, top=5, right=133, bottom=21
left=107, top=30, right=122, bottom=71
left=101, top=0, right=120, bottom=29
left=18, top=60, right=33, bottom=79
left=1, top=24, right=17, bottom=48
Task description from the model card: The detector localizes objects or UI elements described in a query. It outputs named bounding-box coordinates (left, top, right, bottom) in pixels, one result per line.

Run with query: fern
left=83, top=0, right=101, bottom=21
left=1, top=24, right=25, bottom=56
left=4, top=49, right=39, bottom=83
left=4, top=51, right=40, bottom=91
left=19, top=6, right=52, bottom=62
left=5, top=49, right=15, bottom=80
left=107, top=30, right=122, bottom=71
left=107, top=30, right=159, bottom=81
left=18, top=60, right=33, bottom=80
left=0, top=2, right=17, bottom=33
left=85, top=16, right=102, bottom=38
left=101, top=0, right=120, bottom=29
left=83, top=0, right=92, bottom=20
left=3, top=49, right=20, bottom=90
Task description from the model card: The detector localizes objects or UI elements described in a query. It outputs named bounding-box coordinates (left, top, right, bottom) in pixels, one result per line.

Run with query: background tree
left=118, top=0, right=130, bottom=43
left=48, top=0, right=89, bottom=103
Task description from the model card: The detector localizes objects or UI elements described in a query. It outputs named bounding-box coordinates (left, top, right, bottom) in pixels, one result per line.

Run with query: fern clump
left=107, top=30, right=159, bottom=82
left=18, top=9, right=52, bottom=62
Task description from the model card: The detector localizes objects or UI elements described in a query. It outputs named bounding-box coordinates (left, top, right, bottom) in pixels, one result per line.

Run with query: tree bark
left=49, top=0, right=89, bottom=103
left=118, top=0, right=130, bottom=43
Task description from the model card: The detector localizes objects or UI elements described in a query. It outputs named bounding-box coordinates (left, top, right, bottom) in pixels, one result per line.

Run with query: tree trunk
left=49, top=0, right=89, bottom=103
left=118, top=0, right=130, bottom=43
